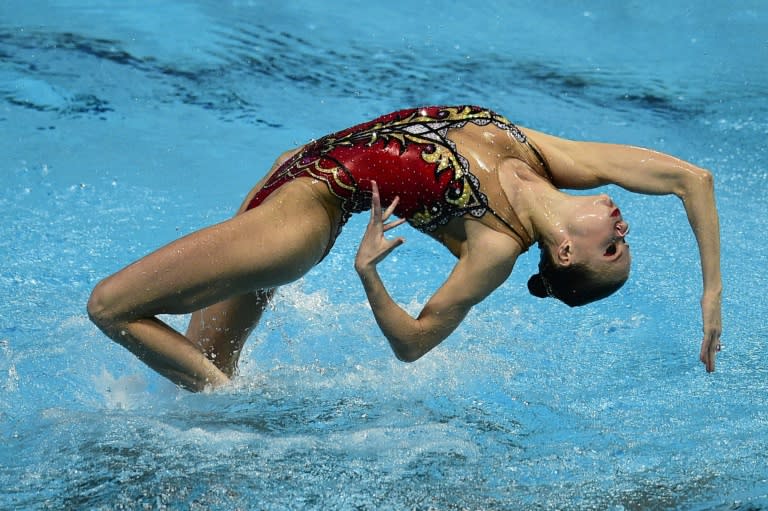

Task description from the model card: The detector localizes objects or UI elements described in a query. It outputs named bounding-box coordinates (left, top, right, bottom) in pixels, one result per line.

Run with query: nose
left=616, top=220, right=630, bottom=237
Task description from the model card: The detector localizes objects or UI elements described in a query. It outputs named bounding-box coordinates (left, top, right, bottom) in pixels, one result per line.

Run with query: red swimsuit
left=247, top=105, right=551, bottom=250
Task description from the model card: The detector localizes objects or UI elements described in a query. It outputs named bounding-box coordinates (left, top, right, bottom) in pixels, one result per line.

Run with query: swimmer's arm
left=355, top=183, right=517, bottom=361
left=358, top=245, right=516, bottom=362
left=525, top=129, right=723, bottom=371
left=519, top=128, right=707, bottom=194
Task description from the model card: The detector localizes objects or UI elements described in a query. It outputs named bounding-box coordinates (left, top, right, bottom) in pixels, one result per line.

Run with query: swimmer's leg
left=185, top=288, right=275, bottom=377
left=87, top=181, right=336, bottom=391
left=183, top=149, right=301, bottom=378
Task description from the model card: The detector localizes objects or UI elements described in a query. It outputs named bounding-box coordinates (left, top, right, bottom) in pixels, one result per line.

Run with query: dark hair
left=527, top=246, right=628, bottom=307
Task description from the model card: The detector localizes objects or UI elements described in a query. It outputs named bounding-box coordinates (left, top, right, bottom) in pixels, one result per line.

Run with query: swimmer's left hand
left=699, top=291, right=722, bottom=372
left=354, top=181, right=406, bottom=275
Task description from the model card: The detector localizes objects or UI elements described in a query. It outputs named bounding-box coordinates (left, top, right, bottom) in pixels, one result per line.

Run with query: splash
left=91, top=369, right=151, bottom=410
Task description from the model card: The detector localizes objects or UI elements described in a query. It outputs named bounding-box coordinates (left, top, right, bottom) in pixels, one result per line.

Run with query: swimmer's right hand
left=699, top=290, right=722, bottom=372
left=354, top=181, right=406, bottom=275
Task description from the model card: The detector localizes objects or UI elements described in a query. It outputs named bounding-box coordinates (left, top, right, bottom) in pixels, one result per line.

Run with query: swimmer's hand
left=355, top=181, right=406, bottom=274
left=699, top=290, right=723, bottom=372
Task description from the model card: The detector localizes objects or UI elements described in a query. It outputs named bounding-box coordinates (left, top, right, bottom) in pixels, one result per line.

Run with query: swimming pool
left=1, top=1, right=766, bottom=509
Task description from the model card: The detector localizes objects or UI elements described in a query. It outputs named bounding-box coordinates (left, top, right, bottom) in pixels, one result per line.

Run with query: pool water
left=1, top=1, right=767, bottom=509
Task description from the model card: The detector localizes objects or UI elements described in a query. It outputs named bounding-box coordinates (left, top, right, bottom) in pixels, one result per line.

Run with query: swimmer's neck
left=516, top=181, right=585, bottom=248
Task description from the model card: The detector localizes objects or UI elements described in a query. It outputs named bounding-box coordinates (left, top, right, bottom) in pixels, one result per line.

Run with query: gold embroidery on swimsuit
left=421, top=144, right=456, bottom=176
left=291, top=106, right=521, bottom=230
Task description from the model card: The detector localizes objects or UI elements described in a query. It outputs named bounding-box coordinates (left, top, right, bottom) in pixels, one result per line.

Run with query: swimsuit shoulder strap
left=494, top=116, right=554, bottom=183
left=471, top=166, right=533, bottom=250
left=523, top=137, right=554, bottom=182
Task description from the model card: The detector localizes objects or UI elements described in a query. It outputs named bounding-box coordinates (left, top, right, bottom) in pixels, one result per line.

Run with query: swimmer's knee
left=87, top=277, right=128, bottom=331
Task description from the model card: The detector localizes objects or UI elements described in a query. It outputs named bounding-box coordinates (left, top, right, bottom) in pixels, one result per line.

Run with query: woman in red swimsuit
left=87, top=106, right=722, bottom=391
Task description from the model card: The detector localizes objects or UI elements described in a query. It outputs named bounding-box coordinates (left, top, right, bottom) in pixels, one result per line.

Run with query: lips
left=611, top=208, right=621, bottom=218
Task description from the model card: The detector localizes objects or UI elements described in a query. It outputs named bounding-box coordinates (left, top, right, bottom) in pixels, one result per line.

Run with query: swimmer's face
left=567, top=194, right=631, bottom=282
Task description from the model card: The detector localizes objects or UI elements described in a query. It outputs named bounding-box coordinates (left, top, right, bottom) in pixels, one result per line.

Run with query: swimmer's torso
left=247, top=105, right=553, bottom=253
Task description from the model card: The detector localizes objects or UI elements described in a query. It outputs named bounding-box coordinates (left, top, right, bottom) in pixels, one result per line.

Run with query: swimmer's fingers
left=356, top=181, right=405, bottom=272
left=382, top=197, right=406, bottom=233
left=369, top=181, right=383, bottom=227
left=372, top=182, right=406, bottom=232
left=699, top=331, right=721, bottom=373
left=381, top=195, right=399, bottom=220
left=355, top=220, right=404, bottom=270
left=699, top=293, right=722, bottom=372
left=383, top=217, right=407, bottom=232
left=699, top=326, right=722, bottom=372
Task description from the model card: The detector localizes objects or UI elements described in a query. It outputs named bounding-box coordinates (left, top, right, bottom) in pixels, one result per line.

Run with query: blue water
left=1, top=1, right=767, bottom=509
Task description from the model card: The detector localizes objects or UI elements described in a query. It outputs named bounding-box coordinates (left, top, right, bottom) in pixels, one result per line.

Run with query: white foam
left=279, top=282, right=327, bottom=307
left=326, top=422, right=480, bottom=461
left=156, top=422, right=262, bottom=449
left=92, top=369, right=151, bottom=410
left=0, top=338, right=19, bottom=393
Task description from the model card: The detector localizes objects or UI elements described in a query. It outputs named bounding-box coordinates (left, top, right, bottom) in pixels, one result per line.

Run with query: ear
left=555, top=239, right=573, bottom=267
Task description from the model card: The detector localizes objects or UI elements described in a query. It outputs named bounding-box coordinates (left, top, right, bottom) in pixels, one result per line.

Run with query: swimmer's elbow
left=692, top=168, right=714, bottom=189
left=385, top=315, right=453, bottom=362
left=392, top=346, right=424, bottom=363
left=677, top=167, right=714, bottom=200
left=388, top=333, right=441, bottom=363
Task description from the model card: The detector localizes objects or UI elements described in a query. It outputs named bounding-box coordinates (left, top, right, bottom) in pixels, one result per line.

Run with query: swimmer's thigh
left=91, top=182, right=335, bottom=320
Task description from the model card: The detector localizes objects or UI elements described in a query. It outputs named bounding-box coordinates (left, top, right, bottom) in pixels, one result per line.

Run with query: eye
left=604, top=243, right=617, bottom=257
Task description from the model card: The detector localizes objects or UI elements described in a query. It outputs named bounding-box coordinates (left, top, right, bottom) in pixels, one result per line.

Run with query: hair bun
left=527, top=274, right=549, bottom=298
